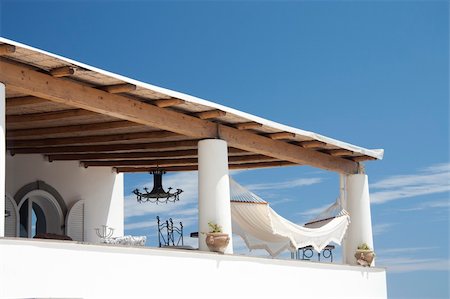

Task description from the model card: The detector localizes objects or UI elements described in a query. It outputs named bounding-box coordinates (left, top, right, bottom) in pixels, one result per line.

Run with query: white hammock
left=230, top=178, right=350, bottom=257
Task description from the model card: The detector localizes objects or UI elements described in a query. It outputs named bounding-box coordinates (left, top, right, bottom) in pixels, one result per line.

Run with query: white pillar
left=339, top=174, right=347, bottom=264
left=0, top=83, right=5, bottom=237
left=198, top=139, right=233, bottom=254
left=342, top=174, right=374, bottom=265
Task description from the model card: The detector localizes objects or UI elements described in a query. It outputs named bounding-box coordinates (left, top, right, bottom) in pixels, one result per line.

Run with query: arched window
left=13, top=181, right=67, bottom=238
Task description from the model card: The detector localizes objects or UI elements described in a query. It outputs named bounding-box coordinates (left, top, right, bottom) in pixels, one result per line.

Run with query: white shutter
left=66, top=200, right=85, bottom=241
left=4, top=195, right=19, bottom=237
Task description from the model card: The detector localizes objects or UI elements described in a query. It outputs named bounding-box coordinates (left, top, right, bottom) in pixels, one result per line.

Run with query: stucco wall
left=5, top=154, right=124, bottom=241
left=0, top=238, right=387, bottom=299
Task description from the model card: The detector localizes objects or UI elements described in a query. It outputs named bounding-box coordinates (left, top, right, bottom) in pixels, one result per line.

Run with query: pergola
left=0, top=37, right=383, bottom=263
left=0, top=39, right=382, bottom=175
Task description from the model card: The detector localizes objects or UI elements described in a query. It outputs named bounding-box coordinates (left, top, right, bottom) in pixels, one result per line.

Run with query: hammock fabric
left=230, top=178, right=350, bottom=257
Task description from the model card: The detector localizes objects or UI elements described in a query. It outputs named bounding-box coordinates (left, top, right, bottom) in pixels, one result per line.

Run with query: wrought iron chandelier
left=133, top=169, right=183, bottom=204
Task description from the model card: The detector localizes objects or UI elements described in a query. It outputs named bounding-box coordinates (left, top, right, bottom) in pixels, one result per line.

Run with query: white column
left=342, top=174, right=374, bottom=265
left=198, top=139, right=233, bottom=253
left=0, top=83, right=5, bottom=237
left=339, top=174, right=347, bottom=264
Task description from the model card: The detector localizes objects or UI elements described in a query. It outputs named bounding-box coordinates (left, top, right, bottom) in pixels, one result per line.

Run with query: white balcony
left=0, top=238, right=387, bottom=299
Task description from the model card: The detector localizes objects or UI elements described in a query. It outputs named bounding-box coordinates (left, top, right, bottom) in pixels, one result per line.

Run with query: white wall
left=0, top=83, right=5, bottom=237
left=5, top=154, right=124, bottom=241
left=0, top=238, right=387, bottom=299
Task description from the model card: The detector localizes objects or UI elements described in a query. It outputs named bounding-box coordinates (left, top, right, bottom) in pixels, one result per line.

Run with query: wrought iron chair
left=156, top=216, right=184, bottom=247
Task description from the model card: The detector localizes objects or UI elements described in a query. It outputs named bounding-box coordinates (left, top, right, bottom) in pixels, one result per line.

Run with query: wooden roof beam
left=6, top=109, right=97, bottom=124
left=0, top=44, right=16, bottom=55
left=114, top=161, right=297, bottom=173
left=234, top=122, right=262, bottom=130
left=9, top=140, right=200, bottom=155
left=49, top=66, right=75, bottom=78
left=82, top=158, right=198, bottom=168
left=230, top=161, right=296, bottom=170
left=7, top=121, right=142, bottom=138
left=115, top=166, right=198, bottom=173
left=99, top=83, right=136, bottom=94
left=0, top=59, right=358, bottom=173
left=218, top=125, right=358, bottom=174
left=48, top=149, right=199, bottom=162
left=6, top=96, right=48, bottom=109
left=153, top=98, right=185, bottom=108
left=268, top=132, right=296, bottom=140
left=352, top=156, right=376, bottom=162
left=81, top=154, right=276, bottom=168
left=194, top=109, right=226, bottom=120
left=7, top=130, right=180, bottom=148
left=0, top=59, right=216, bottom=138
left=327, top=149, right=354, bottom=157
left=299, top=140, right=327, bottom=149
left=46, top=148, right=251, bottom=162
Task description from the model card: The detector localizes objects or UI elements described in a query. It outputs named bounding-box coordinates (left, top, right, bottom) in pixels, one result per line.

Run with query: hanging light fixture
left=133, top=169, right=183, bottom=204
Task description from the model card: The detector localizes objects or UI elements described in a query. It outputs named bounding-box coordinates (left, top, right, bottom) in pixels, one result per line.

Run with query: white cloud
left=269, top=198, right=295, bottom=206
left=377, top=246, right=437, bottom=255
left=298, top=203, right=331, bottom=217
left=372, top=223, right=395, bottom=235
left=245, top=177, right=322, bottom=191
left=126, top=220, right=157, bottom=230
left=370, top=163, right=450, bottom=204
left=377, top=257, right=450, bottom=273
left=398, top=199, right=450, bottom=212
left=376, top=246, right=449, bottom=273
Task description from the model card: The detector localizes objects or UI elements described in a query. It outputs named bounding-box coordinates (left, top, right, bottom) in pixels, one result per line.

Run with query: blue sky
left=1, top=1, right=448, bottom=298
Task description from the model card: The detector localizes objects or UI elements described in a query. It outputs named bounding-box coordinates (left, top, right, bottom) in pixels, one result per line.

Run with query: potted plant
left=204, top=222, right=230, bottom=254
left=355, top=243, right=375, bottom=267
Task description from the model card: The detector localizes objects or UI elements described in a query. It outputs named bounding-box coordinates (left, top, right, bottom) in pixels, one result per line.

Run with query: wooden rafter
left=0, top=59, right=359, bottom=173
left=82, top=158, right=198, bottom=168
left=327, top=149, right=353, bottom=157
left=7, top=121, right=142, bottom=138
left=234, top=122, right=262, bottom=130
left=6, top=109, right=97, bottom=124
left=46, top=148, right=251, bottom=162
left=114, top=165, right=198, bottom=173
left=48, top=149, right=199, bottom=161
left=218, top=125, right=357, bottom=173
left=153, top=98, right=184, bottom=108
left=6, top=96, right=48, bottom=108
left=351, top=156, right=376, bottom=162
left=7, top=130, right=180, bottom=147
left=9, top=140, right=201, bottom=155
left=99, top=83, right=136, bottom=94
left=114, top=161, right=296, bottom=173
left=299, top=140, right=327, bottom=149
left=268, top=132, right=296, bottom=140
left=0, top=59, right=217, bottom=138
left=194, top=109, right=226, bottom=120
left=81, top=154, right=276, bottom=168
left=49, top=66, right=75, bottom=78
left=0, top=44, right=15, bottom=55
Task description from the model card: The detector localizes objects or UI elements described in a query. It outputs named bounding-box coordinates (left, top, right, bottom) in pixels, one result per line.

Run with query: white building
left=0, top=38, right=387, bottom=299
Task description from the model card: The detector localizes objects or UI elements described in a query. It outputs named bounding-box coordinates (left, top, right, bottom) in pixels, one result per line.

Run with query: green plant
left=208, top=222, right=223, bottom=233
left=357, top=243, right=372, bottom=251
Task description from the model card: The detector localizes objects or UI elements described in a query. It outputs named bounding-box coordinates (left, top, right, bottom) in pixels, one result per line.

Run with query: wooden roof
left=0, top=39, right=383, bottom=174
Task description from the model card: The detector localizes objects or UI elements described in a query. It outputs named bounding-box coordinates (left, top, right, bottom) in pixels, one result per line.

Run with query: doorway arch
left=14, top=181, right=66, bottom=238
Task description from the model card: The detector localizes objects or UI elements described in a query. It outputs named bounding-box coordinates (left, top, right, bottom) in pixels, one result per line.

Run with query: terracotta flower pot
left=205, top=233, right=230, bottom=253
left=355, top=250, right=375, bottom=267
